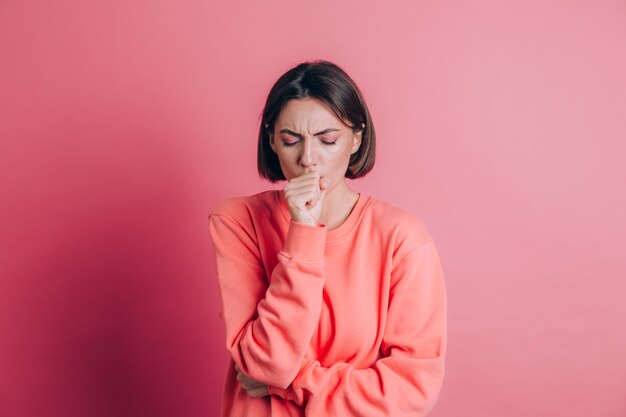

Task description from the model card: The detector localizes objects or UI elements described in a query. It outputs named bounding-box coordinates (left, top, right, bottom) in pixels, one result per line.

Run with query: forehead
left=276, top=98, right=343, bottom=128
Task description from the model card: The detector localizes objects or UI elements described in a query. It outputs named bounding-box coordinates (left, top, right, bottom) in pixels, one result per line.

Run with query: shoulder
left=208, top=190, right=280, bottom=248
left=208, top=189, right=279, bottom=232
left=363, top=196, right=434, bottom=250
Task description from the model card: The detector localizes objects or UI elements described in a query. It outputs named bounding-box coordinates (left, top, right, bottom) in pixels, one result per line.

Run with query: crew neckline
left=274, top=189, right=370, bottom=243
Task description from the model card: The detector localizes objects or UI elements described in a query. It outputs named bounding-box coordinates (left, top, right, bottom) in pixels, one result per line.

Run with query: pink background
left=1, top=1, right=625, bottom=416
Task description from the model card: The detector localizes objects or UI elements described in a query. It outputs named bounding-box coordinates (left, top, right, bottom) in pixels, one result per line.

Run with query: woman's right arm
left=208, top=210, right=327, bottom=389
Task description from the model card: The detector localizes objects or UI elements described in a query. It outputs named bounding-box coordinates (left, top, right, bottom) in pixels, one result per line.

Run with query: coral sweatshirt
left=207, top=189, right=447, bottom=417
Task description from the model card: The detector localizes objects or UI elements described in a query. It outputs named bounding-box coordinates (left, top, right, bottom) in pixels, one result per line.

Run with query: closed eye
left=281, top=138, right=338, bottom=146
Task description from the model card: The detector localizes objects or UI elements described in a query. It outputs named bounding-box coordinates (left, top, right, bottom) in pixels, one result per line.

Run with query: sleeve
left=208, top=212, right=328, bottom=389
left=267, top=239, right=447, bottom=416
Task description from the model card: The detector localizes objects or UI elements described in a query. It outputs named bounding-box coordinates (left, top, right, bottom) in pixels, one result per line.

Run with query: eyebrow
left=279, top=128, right=339, bottom=138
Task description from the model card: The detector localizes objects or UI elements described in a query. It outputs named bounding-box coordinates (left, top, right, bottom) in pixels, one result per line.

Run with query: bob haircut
left=257, top=60, right=376, bottom=182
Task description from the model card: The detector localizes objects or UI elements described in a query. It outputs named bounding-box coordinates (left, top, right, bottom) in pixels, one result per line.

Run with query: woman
left=208, top=60, right=447, bottom=416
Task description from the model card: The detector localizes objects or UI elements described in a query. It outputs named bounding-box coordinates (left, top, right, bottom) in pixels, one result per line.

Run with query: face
left=268, top=97, right=363, bottom=185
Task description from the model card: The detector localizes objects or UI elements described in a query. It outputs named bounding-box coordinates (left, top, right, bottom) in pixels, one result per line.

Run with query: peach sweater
left=207, top=189, right=447, bottom=416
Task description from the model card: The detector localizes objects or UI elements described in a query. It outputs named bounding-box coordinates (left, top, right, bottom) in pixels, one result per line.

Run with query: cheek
left=333, top=144, right=354, bottom=161
left=275, top=151, right=298, bottom=173
left=324, top=148, right=353, bottom=171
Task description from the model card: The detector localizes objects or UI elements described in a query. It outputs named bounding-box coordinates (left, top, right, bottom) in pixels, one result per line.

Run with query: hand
left=284, top=170, right=330, bottom=226
left=234, top=364, right=269, bottom=398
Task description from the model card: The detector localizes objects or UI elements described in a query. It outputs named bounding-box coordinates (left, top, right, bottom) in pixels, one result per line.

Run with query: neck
left=318, top=180, right=359, bottom=229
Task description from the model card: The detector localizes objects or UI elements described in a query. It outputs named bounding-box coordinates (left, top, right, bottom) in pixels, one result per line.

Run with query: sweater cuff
left=266, top=358, right=311, bottom=403
left=267, top=383, right=296, bottom=402
left=283, top=220, right=326, bottom=262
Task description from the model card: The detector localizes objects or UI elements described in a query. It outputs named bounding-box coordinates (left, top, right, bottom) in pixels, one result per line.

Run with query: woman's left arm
left=267, top=239, right=447, bottom=416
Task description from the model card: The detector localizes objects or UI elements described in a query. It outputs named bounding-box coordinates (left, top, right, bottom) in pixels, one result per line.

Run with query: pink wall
left=1, top=1, right=625, bottom=416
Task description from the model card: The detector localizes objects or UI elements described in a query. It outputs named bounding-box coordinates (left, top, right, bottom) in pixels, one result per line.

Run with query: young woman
left=208, top=60, right=447, bottom=416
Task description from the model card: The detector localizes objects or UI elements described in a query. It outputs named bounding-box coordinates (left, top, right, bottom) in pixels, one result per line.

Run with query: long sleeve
left=267, top=239, right=447, bottom=416
left=208, top=211, right=327, bottom=389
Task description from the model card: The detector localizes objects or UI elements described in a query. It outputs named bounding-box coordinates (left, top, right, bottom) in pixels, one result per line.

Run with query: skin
left=270, top=97, right=364, bottom=228
left=235, top=97, right=365, bottom=396
left=235, top=364, right=269, bottom=398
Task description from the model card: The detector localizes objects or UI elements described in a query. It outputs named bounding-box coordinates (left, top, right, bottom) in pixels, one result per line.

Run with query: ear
left=351, top=123, right=364, bottom=154
left=269, top=134, right=276, bottom=153
left=267, top=124, right=276, bottom=153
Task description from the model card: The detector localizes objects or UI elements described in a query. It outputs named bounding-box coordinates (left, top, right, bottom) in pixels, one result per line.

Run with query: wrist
left=290, top=218, right=319, bottom=227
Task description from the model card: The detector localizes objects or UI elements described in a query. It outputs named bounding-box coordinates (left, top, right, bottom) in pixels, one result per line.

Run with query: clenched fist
left=234, top=364, right=269, bottom=398
left=283, top=170, right=330, bottom=226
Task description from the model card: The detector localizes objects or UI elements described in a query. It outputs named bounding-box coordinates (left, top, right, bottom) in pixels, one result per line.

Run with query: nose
left=299, top=137, right=318, bottom=170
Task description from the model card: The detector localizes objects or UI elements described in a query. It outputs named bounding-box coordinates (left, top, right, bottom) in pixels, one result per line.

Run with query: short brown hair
left=257, top=60, right=376, bottom=182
